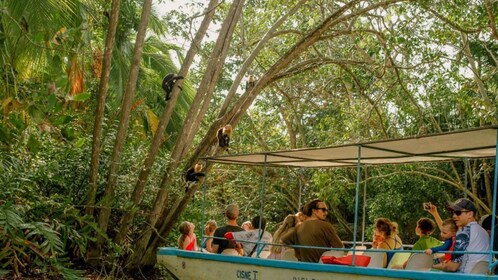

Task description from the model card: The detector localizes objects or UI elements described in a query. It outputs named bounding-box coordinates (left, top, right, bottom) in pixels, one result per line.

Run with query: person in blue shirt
left=424, top=218, right=457, bottom=264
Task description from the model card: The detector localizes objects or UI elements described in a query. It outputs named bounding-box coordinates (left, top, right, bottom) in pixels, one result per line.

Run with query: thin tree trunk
left=96, top=0, right=153, bottom=248
left=126, top=0, right=245, bottom=268
left=114, top=0, right=219, bottom=245
left=470, top=160, right=481, bottom=214
left=217, top=0, right=310, bottom=117
left=483, top=161, right=493, bottom=211
left=485, top=0, right=498, bottom=41
left=86, top=0, right=120, bottom=216
left=141, top=179, right=207, bottom=266
left=246, top=112, right=270, bottom=150
left=85, top=0, right=121, bottom=265
left=179, top=0, right=247, bottom=159
left=279, top=107, right=297, bottom=149
left=460, top=32, right=497, bottom=123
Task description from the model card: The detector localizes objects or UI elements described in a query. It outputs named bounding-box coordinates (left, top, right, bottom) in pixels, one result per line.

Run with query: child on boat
left=201, top=220, right=217, bottom=252
left=413, top=218, right=443, bottom=251
left=391, top=217, right=441, bottom=269
left=178, top=221, right=197, bottom=251
left=423, top=202, right=457, bottom=266
left=424, top=218, right=457, bottom=265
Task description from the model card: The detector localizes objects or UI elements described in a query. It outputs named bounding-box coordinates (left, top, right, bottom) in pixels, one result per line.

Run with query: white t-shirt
left=453, top=221, right=490, bottom=273
left=232, top=229, right=273, bottom=256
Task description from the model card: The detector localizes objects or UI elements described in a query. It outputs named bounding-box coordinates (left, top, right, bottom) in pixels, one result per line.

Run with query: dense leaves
left=1, top=0, right=498, bottom=278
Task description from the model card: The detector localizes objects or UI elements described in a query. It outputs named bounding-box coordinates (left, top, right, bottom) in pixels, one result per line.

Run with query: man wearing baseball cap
left=437, top=198, right=489, bottom=273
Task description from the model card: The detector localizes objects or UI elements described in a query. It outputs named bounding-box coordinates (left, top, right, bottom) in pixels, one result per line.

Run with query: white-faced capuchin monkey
left=217, top=124, right=232, bottom=151
left=184, top=163, right=206, bottom=192
left=245, top=75, right=255, bottom=90
left=162, top=73, right=184, bottom=101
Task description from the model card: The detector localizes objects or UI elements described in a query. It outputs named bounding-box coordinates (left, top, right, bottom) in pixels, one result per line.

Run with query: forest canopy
left=0, top=0, right=497, bottom=278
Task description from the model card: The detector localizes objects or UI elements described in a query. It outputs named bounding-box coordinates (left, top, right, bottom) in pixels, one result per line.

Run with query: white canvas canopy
left=205, top=126, right=498, bottom=168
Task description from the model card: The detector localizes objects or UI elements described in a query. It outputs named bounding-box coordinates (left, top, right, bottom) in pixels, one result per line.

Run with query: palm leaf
left=0, top=203, right=24, bottom=233
left=22, top=222, right=64, bottom=255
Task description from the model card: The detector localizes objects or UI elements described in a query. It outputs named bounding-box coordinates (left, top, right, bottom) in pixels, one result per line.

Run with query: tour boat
left=158, top=126, right=498, bottom=279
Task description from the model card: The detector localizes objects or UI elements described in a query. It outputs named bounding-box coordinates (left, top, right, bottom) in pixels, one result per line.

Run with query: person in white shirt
left=437, top=198, right=489, bottom=273
left=225, top=215, right=272, bottom=257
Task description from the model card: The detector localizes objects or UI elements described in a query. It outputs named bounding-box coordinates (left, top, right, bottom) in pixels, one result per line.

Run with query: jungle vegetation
left=0, top=0, right=497, bottom=278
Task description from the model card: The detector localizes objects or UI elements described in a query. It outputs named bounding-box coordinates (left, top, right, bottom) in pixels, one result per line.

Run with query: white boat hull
left=157, top=248, right=496, bottom=280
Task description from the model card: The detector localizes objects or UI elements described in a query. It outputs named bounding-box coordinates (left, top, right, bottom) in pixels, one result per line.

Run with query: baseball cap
left=447, top=198, right=477, bottom=213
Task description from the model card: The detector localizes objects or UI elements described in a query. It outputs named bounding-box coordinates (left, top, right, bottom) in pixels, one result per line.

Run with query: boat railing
left=206, top=235, right=496, bottom=260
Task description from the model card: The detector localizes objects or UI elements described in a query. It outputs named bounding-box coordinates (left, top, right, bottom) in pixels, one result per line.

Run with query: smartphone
left=423, top=202, right=431, bottom=210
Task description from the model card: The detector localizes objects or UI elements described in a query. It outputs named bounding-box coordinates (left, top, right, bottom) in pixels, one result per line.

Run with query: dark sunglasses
left=316, top=207, right=328, bottom=212
left=452, top=210, right=470, bottom=216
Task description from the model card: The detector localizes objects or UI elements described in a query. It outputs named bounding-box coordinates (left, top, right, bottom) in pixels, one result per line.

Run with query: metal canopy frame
left=203, top=125, right=498, bottom=273
left=204, top=126, right=498, bottom=168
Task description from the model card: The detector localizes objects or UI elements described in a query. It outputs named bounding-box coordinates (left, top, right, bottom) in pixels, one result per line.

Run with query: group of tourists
left=177, top=197, right=493, bottom=274
left=177, top=203, right=273, bottom=256
left=366, top=198, right=491, bottom=273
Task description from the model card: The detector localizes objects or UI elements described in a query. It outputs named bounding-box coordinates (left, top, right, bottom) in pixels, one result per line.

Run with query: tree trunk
left=114, top=0, right=219, bottom=245
left=460, top=32, right=497, bottom=123
left=96, top=0, right=153, bottom=249
left=86, top=0, right=120, bottom=216
left=141, top=179, right=206, bottom=266
left=85, top=0, right=121, bottom=264
left=217, top=0, right=310, bottom=117
left=483, top=161, right=493, bottom=210
left=280, top=107, right=297, bottom=149
left=126, top=0, right=245, bottom=268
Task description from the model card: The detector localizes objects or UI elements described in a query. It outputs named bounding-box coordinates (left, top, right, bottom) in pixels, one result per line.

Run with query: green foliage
left=0, top=135, right=105, bottom=278
left=2, top=0, right=498, bottom=277
left=0, top=203, right=84, bottom=278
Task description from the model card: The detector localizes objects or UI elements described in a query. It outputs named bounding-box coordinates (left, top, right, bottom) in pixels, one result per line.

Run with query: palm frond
left=22, top=222, right=64, bottom=255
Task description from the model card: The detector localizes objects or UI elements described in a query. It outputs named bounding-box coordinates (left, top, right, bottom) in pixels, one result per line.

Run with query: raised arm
left=426, top=203, right=443, bottom=231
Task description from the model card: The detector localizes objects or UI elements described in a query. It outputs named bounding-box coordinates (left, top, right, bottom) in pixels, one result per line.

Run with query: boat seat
left=251, top=250, right=271, bottom=258
left=387, top=252, right=411, bottom=269
left=347, top=245, right=367, bottom=256
left=362, top=251, right=386, bottom=268
left=318, top=250, right=345, bottom=263
left=282, top=249, right=298, bottom=261
left=470, top=261, right=492, bottom=274
left=221, top=249, right=240, bottom=256
left=404, top=253, right=433, bottom=270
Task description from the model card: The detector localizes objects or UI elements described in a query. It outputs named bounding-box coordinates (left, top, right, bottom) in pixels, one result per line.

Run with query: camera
left=423, top=202, right=431, bottom=210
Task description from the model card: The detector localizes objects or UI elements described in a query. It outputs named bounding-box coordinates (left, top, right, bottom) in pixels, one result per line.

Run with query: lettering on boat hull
left=236, top=269, right=259, bottom=279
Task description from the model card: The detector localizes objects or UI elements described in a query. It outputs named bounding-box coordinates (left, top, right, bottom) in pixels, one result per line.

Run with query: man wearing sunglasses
left=438, top=198, right=489, bottom=273
left=281, top=199, right=343, bottom=262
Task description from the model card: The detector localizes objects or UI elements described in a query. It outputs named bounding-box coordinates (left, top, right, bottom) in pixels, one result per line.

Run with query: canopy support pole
left=255, top=154, right=268, bottom=257
left=464, top=159, right=469, bottom=198
left=298, top=168, right=303, bottom=212
left=352, top=145, right=362, bottom=265
left=200, top=178, right=208, bottom=247
left=490, top=131, right=498, bottom=272
left=361, top=166, right=367, bottom=246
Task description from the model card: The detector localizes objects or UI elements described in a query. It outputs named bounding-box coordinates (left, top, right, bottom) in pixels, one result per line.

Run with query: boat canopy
left=187, top=126, right=498, bottom=275
left=204, top=126, right=498, bottom=168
